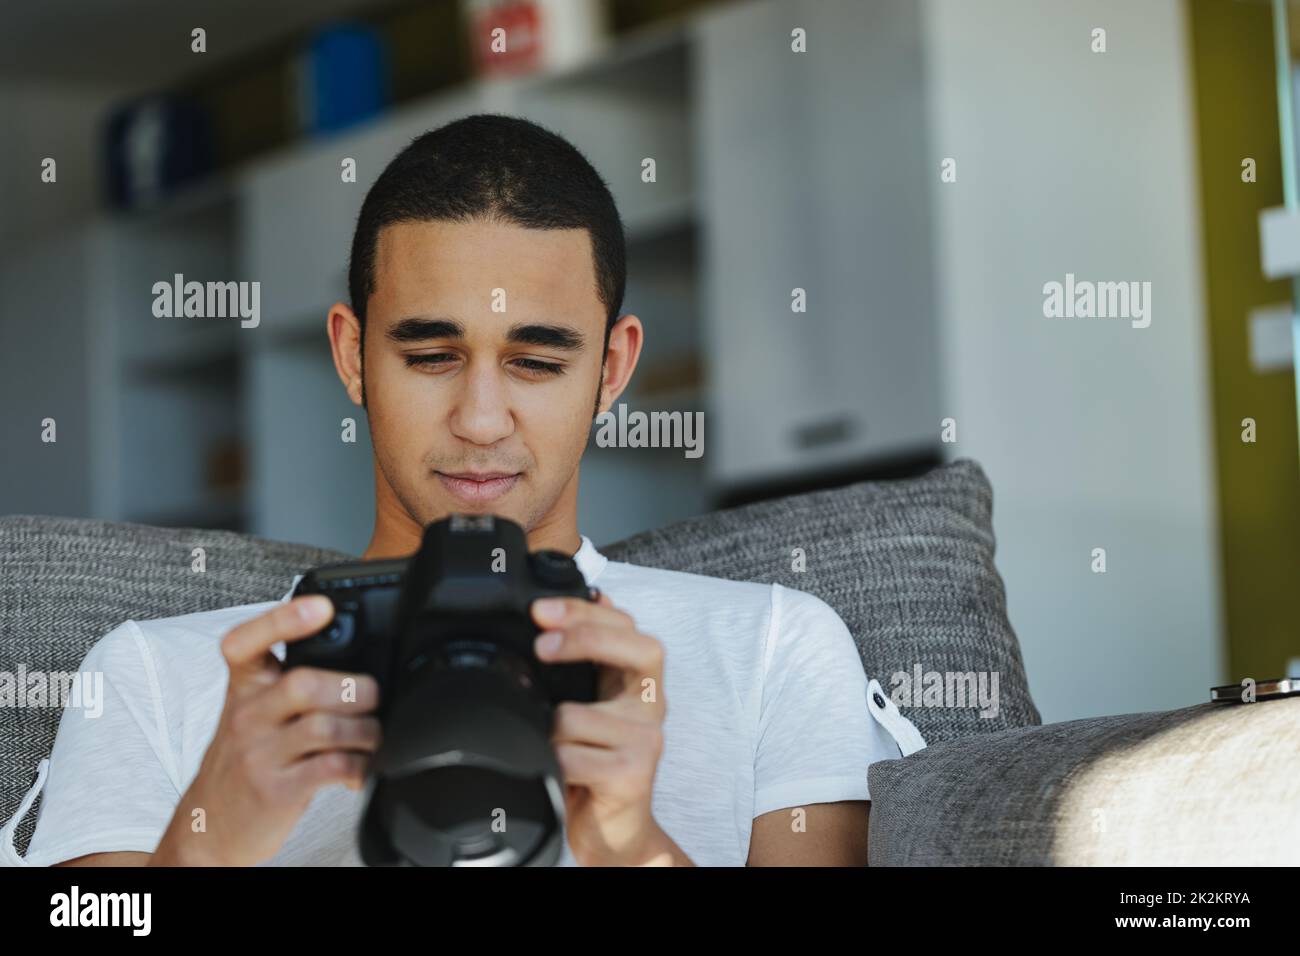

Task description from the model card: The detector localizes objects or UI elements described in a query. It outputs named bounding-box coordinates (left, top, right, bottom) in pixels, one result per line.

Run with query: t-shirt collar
left=280, top=532, right=607, bottom=602
left=572, top=534, right=608, bottom=587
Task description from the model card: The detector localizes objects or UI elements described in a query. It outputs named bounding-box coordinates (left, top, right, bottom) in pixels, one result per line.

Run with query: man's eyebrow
left=505, top=323, right=586, bottom=352
left=385, top=316, right=465, bottom=343
left=383, top=316, right=586, bottom=351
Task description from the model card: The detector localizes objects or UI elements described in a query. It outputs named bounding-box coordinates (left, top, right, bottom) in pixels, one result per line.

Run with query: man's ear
left=327, top=301, right=365, bottom=407
left=596, top=314, right=644, bottom=416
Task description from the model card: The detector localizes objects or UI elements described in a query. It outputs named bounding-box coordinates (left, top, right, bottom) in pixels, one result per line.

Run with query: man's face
left=357, top=218, right=610, bottom=534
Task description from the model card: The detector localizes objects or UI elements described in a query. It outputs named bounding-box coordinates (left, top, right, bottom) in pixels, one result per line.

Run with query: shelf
left=625, top=191, right=696, bottom=243
left=122, top=334, right=240, bottom=382
left=108, top=172, right=237, bottom=230
left=530, top=17, right=689, bottom=100
left=125, top=496, right=247, bottom=532
left=116, top=373, right=243, bottom=523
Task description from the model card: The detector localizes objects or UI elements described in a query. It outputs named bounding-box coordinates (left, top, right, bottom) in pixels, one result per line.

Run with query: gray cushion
left=1, top=456, right=1037, bottom=856
left=603, top=457, right=1041, bottom=744
left=867, top=697, right=1300, bottom=865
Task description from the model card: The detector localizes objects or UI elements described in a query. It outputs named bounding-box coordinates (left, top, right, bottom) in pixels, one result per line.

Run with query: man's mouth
left=435, top=471, right=521, bottom=504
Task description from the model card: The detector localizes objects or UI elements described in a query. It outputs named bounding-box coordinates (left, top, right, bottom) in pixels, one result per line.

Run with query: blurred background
left=2, top=0, right=1298, bottom=724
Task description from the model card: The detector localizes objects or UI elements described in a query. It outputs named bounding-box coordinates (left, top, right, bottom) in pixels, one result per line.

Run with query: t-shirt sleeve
left=9, top=621, right=183, bottom=866
left=751, top=584, right=902, bottom=819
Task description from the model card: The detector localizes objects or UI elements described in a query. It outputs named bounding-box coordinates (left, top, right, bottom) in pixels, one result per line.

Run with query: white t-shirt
left=1, top=536, right=923, bottom=867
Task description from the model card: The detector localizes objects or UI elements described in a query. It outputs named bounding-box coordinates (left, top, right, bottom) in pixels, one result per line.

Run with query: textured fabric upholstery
left=867, top=698, right=1300, bottom=865
left=602, top=457, right=1041, bottom=742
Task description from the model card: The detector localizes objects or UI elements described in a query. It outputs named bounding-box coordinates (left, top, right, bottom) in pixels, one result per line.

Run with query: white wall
left=922, top=0, right=1225, bottom=722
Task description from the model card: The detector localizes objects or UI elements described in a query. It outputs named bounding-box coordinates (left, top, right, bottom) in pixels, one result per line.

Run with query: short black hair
left=348, top=113, right=627, bottom=351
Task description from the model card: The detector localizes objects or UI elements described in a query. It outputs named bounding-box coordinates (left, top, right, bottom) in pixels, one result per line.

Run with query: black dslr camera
left=285, top=514, right=597, bottom=866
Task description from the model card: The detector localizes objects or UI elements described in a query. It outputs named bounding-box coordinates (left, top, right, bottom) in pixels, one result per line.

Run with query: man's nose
left=447, top=361, right=515, bottom=445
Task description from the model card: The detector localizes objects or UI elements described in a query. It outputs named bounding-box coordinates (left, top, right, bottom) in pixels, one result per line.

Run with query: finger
left=277, top=713, right=382, bottom=762
left=534, top=623, right=664, bottom=676
left=221, top=597, right=333, bottom=681
left=558, top=686, right=662, bottom=723
left=554, top=741, right=622, bottom=787
left=551, top=700, right=632, bottom=748
left=284, top=749, right=371, bottom=793
left=251, top=666, right=381, bottom=725
left=531, top=596, right=634, bottom=633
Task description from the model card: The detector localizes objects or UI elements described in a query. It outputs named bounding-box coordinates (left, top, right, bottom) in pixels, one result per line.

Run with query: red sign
left=468, top=1, right=543, bottom=76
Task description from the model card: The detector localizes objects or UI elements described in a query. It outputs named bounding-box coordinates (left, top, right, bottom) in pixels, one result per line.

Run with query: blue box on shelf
left=295, top=23, right=390, bottom=136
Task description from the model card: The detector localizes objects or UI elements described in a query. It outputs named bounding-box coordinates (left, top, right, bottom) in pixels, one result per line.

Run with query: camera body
left=285, top=513, right=596, bottom=709
left=285, top=513, right=597, bottom=866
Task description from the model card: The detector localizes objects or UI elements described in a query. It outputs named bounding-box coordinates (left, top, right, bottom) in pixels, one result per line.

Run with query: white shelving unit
left=0, top=190, right=243, bottom=531
left=110, top=195, right=243, bottom=529
left=694, top=0, right=940, bottom=490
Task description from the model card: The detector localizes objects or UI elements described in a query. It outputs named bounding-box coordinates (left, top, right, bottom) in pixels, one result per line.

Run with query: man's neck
left=363, top=524, right=582, bottom=561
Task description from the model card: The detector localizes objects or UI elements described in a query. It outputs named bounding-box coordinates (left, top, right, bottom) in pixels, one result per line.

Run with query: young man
left=2, top=115, right=913, bottom=867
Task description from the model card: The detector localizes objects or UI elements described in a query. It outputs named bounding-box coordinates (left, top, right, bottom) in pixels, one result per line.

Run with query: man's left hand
left=530, top=591, right=679, bottom=866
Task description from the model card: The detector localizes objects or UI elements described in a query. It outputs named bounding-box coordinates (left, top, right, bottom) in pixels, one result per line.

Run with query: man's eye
left=513, top=358, right=565, bottom=376
left=404, top=353, right=456, bottom=369
left=403, top=353, right=563, bottom=376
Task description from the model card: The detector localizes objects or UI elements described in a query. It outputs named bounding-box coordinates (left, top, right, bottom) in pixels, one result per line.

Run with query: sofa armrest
left=867, top=697, right=1300, bottom=865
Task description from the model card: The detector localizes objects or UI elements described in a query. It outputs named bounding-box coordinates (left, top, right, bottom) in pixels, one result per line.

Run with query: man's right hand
left=149, top=595, right=381, bottom=867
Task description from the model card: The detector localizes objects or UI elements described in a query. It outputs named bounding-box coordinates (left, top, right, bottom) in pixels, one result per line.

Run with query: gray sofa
left=3, top=458, right=1295, bottom=864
